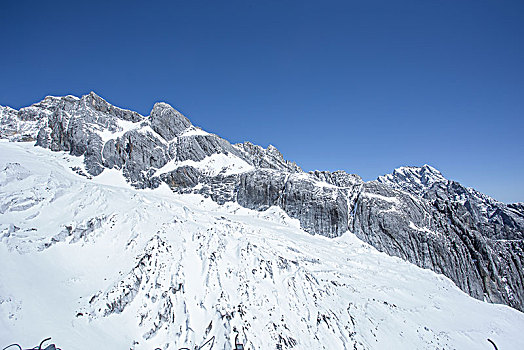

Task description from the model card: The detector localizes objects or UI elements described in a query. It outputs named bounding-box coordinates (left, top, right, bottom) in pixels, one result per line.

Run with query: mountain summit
left=1, top=93, right=523, bottom=349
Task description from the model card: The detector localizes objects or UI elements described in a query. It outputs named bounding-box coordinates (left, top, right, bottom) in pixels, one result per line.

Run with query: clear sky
left=1, top=0, right=523, bottom=202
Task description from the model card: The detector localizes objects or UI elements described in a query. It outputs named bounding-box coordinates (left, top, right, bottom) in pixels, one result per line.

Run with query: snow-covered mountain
left=1, top=92, right=524, bottom=349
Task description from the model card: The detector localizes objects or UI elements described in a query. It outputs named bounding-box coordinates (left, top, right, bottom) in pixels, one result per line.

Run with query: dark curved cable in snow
left=36, top=338, right=51, bottom=350
left=487, top=338, right=498, bottom=350
left=1, top=344, right=22, bottom=350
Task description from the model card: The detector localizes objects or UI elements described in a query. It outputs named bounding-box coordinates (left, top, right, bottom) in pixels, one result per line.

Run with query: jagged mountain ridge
left=1, top=141, right=524, bottom=350
left=1, top=92, right=523, bottom=313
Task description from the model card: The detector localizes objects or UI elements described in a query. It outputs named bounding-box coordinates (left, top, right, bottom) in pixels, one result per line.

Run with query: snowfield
left=1, top=141, right=523, bottom=350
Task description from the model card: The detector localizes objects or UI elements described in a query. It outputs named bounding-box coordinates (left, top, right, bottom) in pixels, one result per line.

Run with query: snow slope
left=1, top=141, right=523, bottom=350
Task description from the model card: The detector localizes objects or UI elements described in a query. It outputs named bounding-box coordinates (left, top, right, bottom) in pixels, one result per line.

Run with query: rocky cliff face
left=368, top=165, right=524, bottom=309
left=1, top=92, right=523, bottom=312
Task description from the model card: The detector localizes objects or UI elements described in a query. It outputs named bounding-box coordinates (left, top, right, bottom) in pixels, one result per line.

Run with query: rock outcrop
left=1, top=92, right=523, bottom=312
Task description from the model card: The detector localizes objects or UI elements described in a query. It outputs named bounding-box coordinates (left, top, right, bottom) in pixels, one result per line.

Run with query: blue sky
left=1, top=0, right=523, bottom=202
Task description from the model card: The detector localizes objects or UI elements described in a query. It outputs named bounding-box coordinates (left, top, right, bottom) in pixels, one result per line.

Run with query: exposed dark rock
left=237, top=170, right=351, bottom=237
left=177, top=134, right=245, bottom=162
left=149, top=102, right=191, bottom=141
left=102, top=129, right=173, bottom=185
left=235, top=142, right=302, bottom=173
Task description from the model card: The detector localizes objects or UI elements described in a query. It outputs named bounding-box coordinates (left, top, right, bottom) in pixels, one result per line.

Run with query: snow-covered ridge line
left=1, top=92, right=301, bottom=179
left=1, top=140, right=524, bottom=350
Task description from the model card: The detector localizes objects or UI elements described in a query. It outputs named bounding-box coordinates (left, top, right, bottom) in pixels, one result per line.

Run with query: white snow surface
left=180, top=126, right=210, bottom=137
left=97, top=118, right=141, bottom=142
left=0, top=141, right=523, bottom=350
left=377, top=164, right=447, bottom=196
left=154, top=153, right=254, bottom=177
left=361, top=192, right=400, bottom=204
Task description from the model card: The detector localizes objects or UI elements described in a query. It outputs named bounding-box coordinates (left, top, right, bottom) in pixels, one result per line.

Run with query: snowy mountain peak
left=377, top=164, right=447, bottom=195
left=151, top=101, right=174, bottom=109
left=393, top=164, right=445, bottom=182
left=150, top=101, right=192, bottom=141
left=88, top=90, right=102, bottom=98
